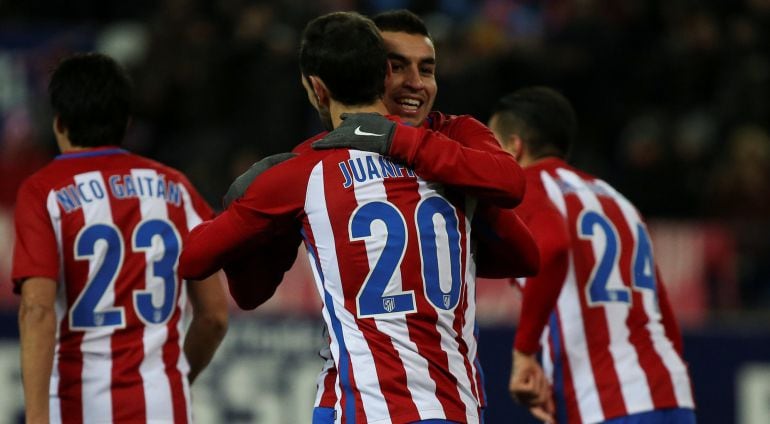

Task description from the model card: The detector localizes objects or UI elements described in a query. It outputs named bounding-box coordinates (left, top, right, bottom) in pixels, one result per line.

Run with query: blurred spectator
left=1, top=0, right=770, bottom=311
left=708, top=124, right=770, bottom=308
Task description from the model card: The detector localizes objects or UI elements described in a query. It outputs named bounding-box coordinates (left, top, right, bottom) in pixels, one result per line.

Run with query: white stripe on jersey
left=177, top=276, right=193, bottom=423
left=414, top=178, right=479, bottom=423
left=75, top=171, right=115, bottom=423
left=307, top=256, right=344, bottom=419
left=46, top=190, right=65, bottom=424
left=558, top=169, right=654, bottom=416
left=133, top=169, right=176, bottom=421
left=351, top=156, right=443, bottom=422
left=595, top=181, right=695, bottom=409
left=541, top=171, right=603, bottom=424
left=179, top=184, right=203, bottom=231
left=304, top=160, right=389, bottom=423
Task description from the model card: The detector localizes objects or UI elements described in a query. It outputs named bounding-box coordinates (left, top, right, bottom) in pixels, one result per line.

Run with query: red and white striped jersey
left=180, top=118, right=527, bottom=424
left=310, top=112, right=538, bottom=415
left=515, top=158, right=695, bottom=424
left=12, top=147, right=213, bottom=423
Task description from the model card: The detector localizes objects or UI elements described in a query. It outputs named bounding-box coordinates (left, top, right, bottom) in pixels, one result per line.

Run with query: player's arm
left=18, top=277, right=57, bottom=423
left=223, top=232, right=302, bottom=310
left=473, top=204, right=539, bottom=278
left=313, top=114, right=525, bottom=208
left=508, top=202, right=569, bottom=419
left=184, top=272, right=229, bottom=384
left=215, top=153, right=305, bottom=309
left=513, top=205, right=570, bottom=355
left=179, top=154, right=301, bottom=281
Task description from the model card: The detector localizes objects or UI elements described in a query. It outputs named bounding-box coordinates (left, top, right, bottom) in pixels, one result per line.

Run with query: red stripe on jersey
left=109, top=193, right=147, bottom=422
left=58, top=200, right=86, bottom=424
left=163, top=306, right=188, bottom=423
left=398, top=180, right=467, bottom=421
left=561, top=182, right=628, bottom=419
left=597, top=198, right=678, bottom=410
left=320, top=363, right=338, bottom=408
left=447, top=192, right=482, bottom=411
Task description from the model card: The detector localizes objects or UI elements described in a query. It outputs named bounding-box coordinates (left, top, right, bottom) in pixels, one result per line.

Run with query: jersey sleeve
left=11, top=179, right=59, bottom=293
left=388, top=116, right=525, bottom=208
left=224, top=230, right=302, bottom=310
left=179, top=157, right=305, bottom=280
left=656, top=268, right=684, bottom=355
left=473, top=204, right=539, bottom=279
left=513, top=189, right=571, bottom=354
left=176, top=172, right=215, bottom=223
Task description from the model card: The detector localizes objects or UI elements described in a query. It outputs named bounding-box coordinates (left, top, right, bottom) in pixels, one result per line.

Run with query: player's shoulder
left=17, top=157, right=73, bottom=195
left=426, top=111, right=480, bottom=132
left=122, top=152, right=198, bottom=186
left=292, top=132, right=328, bottom=154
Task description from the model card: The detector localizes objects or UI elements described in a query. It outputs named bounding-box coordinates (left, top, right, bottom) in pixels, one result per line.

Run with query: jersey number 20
left=70, top=219, right=181, bottom=330
left=351, top=197, right=462, bottom=318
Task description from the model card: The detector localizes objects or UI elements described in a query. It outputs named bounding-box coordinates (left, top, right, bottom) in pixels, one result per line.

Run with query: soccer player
left=488, top=86, right=696, bottom=423
left=180, top=11, right=531, bottom=424
left=304, top=9, right=550, bottom=423
left=13, top=53, right=228, bottom=423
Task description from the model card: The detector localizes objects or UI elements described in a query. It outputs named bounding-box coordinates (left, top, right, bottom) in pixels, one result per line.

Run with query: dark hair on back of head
left=49, top=52, right=132, bottom=147
left=299, top=11, right=386, bottom=106
left=492, top=86, right=577, bottom=159
left=372, top=9, right=431, bottom=40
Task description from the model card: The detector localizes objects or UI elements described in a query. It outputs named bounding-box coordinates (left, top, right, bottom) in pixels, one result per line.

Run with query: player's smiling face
left=382, top=31, right=437, bottom=126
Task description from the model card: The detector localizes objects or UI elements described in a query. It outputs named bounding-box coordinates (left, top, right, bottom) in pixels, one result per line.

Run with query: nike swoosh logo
left=354, top=126, right=385, bottom=137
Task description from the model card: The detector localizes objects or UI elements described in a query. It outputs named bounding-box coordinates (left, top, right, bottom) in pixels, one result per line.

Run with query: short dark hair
left=299, top=11, right=386, bottom=106
left=49, top=52, right=132, bottom=147
left=372, top=9, right=431, bottom=40
left=492, top=86, right=577, bottom=159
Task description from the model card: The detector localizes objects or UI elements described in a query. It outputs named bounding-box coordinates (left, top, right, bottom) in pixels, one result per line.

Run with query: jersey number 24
left=578, top=210, right=657, bottom=306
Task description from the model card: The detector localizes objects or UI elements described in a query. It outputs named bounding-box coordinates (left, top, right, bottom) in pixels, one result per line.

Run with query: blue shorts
left=311, top=407, right=464, bottom=424
left=312, top=407, right=335, bottom=424
left=604, top=408, right=696, bottom=424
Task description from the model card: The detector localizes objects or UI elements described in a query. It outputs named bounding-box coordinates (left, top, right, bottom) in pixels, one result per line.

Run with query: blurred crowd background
left=1, top=0, right=769, bottom=317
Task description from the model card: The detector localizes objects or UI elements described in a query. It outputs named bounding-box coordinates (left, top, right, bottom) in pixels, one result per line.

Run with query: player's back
left=298, top=147, right=484, bottom=424
left=526, top=158, right=694, bottom=424
left=14, top=147, right=212, bottom=423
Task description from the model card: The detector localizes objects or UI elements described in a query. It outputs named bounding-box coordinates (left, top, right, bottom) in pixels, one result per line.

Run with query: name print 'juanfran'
left=55, top=173, right=182, bottom=213
left=339, top=155, right=416, bottom=188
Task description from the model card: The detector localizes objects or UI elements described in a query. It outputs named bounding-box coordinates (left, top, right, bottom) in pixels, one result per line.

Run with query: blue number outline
left=351, top=198, right=465, bottom=318
left=132, top=219, right=181, bottom=325
left=351, top=201, right=416, bottom=318
left=578, top=210, right=631, bottom=306
left=69, top=219, right=182, bottom=330
left=70, top=223, right=126, bottom=330
left=416, top=196, right=463, bottom=311
left=632, top=223, right=657, bottom=296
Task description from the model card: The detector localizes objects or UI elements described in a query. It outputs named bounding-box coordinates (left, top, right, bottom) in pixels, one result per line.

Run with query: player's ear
left=309, top=76, right=330, bottom=107
left=511, top=135, right=526, bottom=162
left=53, top=115, right=67, bottom=138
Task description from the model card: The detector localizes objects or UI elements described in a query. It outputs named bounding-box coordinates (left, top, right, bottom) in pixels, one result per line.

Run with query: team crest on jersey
left=383, top=297, right=396, bottom=313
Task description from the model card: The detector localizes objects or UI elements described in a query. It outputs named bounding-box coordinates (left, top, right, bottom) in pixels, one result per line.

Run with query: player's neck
left=56, top=136, right=90, bottom=153
left=330, top=100, right=389, bottom=128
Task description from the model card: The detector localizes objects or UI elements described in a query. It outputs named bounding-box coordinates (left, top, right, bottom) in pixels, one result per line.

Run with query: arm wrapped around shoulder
left=223, top=152, right=298, bottom=208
